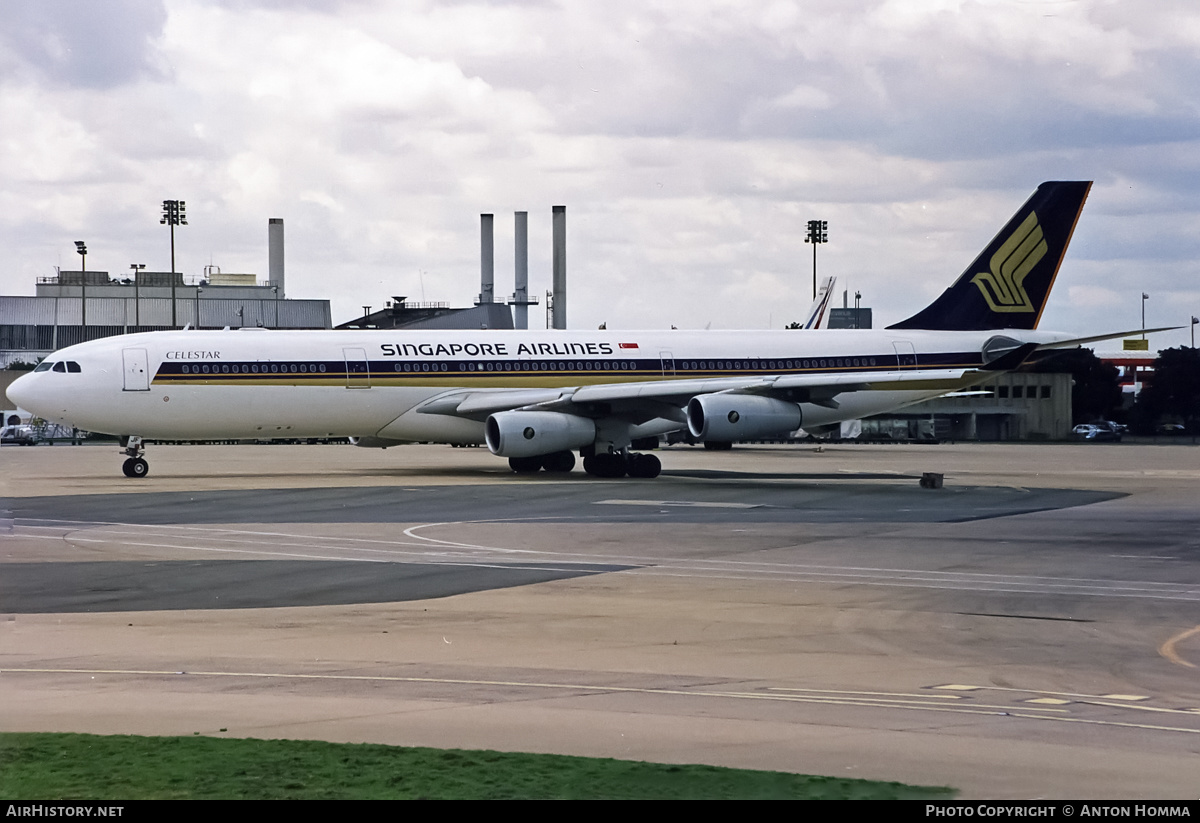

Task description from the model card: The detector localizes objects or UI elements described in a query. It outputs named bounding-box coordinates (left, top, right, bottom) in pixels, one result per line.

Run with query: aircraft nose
left=5, top=371, right=37, bottom=413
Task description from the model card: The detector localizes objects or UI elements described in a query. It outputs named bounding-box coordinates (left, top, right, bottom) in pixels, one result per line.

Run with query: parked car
left=0, top=424, right=40, bottom=445
left=1072, top=423, right=1121, bottom=442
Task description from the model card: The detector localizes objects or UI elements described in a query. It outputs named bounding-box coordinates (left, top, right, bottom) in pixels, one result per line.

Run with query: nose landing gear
left=120, top=436, right=149, bottom=478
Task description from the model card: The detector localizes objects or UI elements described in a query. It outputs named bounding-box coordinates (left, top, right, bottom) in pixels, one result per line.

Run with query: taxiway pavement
left=2, top=441, right=1198, bottom=798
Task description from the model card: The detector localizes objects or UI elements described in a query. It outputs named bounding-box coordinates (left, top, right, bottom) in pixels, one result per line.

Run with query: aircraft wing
left=417, top=368, right=984, bottom=424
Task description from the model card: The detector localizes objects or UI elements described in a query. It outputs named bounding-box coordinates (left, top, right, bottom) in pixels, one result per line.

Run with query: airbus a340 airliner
left=7, top=181, right=1159, bottom=480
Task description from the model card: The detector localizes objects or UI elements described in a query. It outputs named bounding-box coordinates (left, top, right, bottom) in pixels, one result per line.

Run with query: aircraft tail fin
left=801, top=276, right=836, bottom=329
left=888, top=181, right=1092, bottom=331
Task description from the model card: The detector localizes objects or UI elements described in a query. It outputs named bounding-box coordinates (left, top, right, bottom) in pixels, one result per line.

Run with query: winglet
left=889, top=181, right=1092, bottom=331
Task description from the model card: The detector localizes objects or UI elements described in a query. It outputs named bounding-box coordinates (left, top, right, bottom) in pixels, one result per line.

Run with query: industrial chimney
left=513, top=211, right=529, bottom=330
left=268, top=218, right=285, bottom=297
left=551, top=205, right=566, bottom=330
left=479, top=213, right=494, bottom=305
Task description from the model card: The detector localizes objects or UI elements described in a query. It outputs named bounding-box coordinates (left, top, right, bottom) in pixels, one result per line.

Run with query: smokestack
left=514, top=211, right=529, bottom=330
left=268, top=218, right=284, bottom=297
left=552, top=205, right=566, bottom=330
left=479, top=213, right=494, bottom=305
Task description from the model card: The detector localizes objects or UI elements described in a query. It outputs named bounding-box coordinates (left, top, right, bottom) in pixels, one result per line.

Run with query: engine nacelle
left=687, top=394, right=802, bottom=441
left=485, top=411, right=596, bottom=458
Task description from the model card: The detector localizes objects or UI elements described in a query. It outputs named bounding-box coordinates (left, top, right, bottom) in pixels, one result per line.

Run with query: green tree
left=4, top=360, right=40, bottom=371
left=1131, top=347, right=1200, bottom=434
left=1026, top=348, right=1122, bottom=425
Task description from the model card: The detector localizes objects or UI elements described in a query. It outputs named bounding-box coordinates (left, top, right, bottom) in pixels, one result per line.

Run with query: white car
left=0, top=424, right=40, bottom=445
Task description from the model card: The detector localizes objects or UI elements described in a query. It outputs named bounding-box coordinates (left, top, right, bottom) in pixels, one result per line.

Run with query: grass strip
left=0, top=732, right=955, bottom=800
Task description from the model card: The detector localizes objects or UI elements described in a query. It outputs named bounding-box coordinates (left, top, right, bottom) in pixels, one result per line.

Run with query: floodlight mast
left=74, top=241, right=87, bottom=337
left=161, top=200, right=187, bottom=327
left=804, top=219, right=827, bottom=300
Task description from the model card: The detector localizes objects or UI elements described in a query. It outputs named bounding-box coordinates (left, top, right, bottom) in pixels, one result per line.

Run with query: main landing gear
left=120, top=436, right=149, bottom=478
left=583, top=451, right=661, bottom=479
left=508, top=450, right=576, bottom=474
left=507, top=449, right=661, bottom=479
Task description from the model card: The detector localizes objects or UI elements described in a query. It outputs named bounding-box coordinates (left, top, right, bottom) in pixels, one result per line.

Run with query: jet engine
left=687, top=394, right=802, bottom=441
left=485, top=411, right=596, bottom=458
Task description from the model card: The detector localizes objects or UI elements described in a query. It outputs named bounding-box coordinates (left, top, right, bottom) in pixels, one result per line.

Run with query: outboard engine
left=687, top=394, right=802, bottom=441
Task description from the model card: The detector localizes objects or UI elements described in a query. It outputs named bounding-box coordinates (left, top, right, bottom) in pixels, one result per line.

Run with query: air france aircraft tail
left=801, top=276, right=836, bottom=329
left=888, top=181, right=1092, bottom=331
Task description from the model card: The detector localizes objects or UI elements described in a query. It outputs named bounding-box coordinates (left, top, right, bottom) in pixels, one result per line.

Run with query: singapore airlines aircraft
left=7, top=181, right=1154, bottom=480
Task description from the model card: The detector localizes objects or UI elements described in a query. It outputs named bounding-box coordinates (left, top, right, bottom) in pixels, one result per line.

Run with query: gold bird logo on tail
left=970, top=211, right=1047, bottom=313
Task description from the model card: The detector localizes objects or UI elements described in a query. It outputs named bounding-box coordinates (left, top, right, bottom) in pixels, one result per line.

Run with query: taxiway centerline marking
left=1159, top=625, right=1200, bottom=669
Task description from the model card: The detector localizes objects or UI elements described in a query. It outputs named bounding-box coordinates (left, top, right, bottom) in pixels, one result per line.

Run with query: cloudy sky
left=2, top=0, right=1198, bottom=346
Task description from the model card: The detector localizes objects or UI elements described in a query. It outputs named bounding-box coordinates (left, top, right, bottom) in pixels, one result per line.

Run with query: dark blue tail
left=888, top=181, right=1091, bottom=331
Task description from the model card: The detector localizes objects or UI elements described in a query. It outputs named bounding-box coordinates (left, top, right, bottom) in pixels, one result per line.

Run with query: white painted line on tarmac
left=595, top=499, right=762, bottom=509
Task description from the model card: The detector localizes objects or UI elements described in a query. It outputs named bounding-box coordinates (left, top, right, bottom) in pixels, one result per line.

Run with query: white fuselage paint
left=7, top=327, right=1072, bottom=443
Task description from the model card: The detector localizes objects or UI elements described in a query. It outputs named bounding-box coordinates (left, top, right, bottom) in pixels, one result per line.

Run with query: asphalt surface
left=2, top=441, right=1198, bottom=799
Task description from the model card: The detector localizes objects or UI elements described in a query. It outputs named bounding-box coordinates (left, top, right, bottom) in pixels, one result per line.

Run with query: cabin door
left=892, top=341, right=918, bottom=369
left=343, top=348, right=371, bottom=388
left=660, top=351, right=675, bottom=377
left=122, top=348, right=150, bottom=391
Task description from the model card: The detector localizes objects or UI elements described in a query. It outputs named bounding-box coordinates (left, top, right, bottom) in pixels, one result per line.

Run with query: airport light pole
left=161, top=199, right=187, bottom=327
left=804, top=219, right=827, bottom=300
left=1141, top=292, right=1149, bottom=339
left=130, top=263, right=145, bottom=328
left=74, top=241, right=87, bottom=341
left=1192, top=315, right=1198, bottom=349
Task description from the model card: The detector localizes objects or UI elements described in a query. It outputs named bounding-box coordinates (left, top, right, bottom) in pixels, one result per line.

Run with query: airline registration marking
left=380, top=341, right=616, bottom=357
left=150, top=351, right=985, bottom=384
left=165, top=350, right=222, bottom=359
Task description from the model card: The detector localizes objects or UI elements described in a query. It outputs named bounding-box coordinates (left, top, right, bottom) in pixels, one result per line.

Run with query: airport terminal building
left=860, top=372, right=1074, bottom=441
left=0, top=269, right=331, bottom=368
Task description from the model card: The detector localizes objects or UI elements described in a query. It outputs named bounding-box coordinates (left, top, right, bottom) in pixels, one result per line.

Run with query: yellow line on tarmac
left=1159, top=625, right=1200, bottom=669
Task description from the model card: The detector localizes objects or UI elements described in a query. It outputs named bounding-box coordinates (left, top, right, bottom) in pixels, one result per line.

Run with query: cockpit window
left=36, top=360, right=81, bottom=373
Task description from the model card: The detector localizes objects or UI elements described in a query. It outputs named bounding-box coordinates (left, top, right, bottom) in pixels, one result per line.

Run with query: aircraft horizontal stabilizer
left=1035, top=325, right=1183, bottom=350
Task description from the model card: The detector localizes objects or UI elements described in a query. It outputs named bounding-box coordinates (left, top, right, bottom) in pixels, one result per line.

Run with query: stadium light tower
left=74, top=241, right=87, bottom=338
left=161, top=199, right=187, bottom=327
left=804, top=219, right=827, bottom=300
